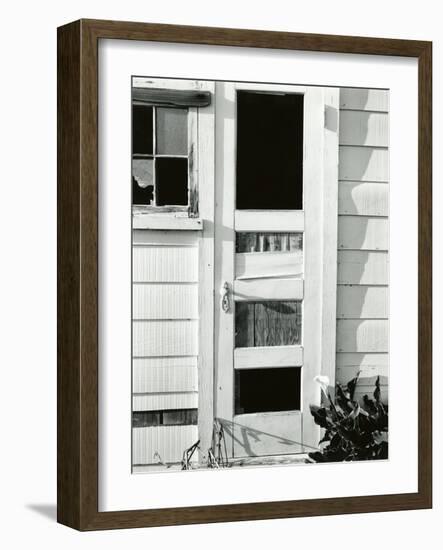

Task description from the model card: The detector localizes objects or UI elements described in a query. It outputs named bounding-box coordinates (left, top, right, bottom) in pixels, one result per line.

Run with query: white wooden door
left=214, top=82, right=339, bottom=458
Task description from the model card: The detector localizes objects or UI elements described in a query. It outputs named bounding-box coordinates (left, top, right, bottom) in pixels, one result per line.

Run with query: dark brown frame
left=57, top=18, right=432, bottom=531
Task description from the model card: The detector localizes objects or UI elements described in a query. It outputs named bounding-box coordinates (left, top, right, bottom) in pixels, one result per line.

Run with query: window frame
left=131, top=78, right=214, bottom=231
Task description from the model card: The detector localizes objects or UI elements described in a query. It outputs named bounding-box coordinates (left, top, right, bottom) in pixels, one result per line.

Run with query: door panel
left=234, top=346, right=303, bottom=369
left=233, top=412, right=303, bottom=457
left=234, top=278, right=304, bottom=302
left=214, top=82, right=328, bottom=459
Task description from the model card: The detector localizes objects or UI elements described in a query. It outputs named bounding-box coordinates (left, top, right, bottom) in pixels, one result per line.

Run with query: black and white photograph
left=131, top=77, right=389, bottom=472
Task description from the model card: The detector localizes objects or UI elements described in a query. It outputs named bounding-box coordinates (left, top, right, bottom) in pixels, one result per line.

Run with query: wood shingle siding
left=336, top=88, right=389, bottom=402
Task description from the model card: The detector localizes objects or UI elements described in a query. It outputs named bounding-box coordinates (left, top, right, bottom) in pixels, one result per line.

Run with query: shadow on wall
left=337, top=88, right=388, bottom=403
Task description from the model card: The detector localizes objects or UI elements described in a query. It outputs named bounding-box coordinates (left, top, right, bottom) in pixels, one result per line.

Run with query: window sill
left=132, top=212, right=203, bottom=231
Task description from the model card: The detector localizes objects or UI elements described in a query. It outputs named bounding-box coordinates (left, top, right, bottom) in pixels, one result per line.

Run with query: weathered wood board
left=235, top=301, right=302, bottom=347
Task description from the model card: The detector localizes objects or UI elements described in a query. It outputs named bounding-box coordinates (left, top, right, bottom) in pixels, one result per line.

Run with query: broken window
left=236, top=91, right=304, bottom=210
left=132, top=104, right=189, bottom=208
left=235, top=367, right=301, bottom=414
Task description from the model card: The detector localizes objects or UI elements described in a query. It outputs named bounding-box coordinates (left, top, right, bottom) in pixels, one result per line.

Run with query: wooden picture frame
left=57, top=19, right=432, bottom=530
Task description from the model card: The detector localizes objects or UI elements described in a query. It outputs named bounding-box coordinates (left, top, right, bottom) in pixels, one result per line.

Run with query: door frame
left=213, top=81, right=339, bottom=457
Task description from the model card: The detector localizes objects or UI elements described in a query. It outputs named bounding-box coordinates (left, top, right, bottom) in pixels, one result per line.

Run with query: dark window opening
left=132, top=105, right=153, bottom=155
left=156, top=157, right=188, bottom=206
left=235, top=301, right=302, bottom=348
left=236, top=91, right=304, bottom=210
left=132, top=408, right=198, bottom=428
left=235, top=367, right=301, bottom=414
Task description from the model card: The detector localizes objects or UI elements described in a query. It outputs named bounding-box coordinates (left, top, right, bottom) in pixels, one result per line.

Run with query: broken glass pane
left=132, top=158, right=154, bottom=205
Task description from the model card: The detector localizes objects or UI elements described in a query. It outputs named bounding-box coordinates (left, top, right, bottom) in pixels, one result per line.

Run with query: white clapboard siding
left=133, top=425, right=199, bottom=464
left=339, top=111, right=389, bottom=147
left=133, top=357, right=198, bottom=393
left=336, top=88, right=389, bottom=403
left=337, top=285, right=388, bottom=319
left=338, top=181, right=388, bottom=216
left=336, top=319, right=388, bottom=353
left=133, top=392, right=198, bottom=411
left=338, top=216, right=389, bottom=250
left=337, top=250, right=388, bottom=285
left=340, top=89, right=389, bottom=112
left=235, top=210, right=305, bottom=232
left=235, top=251, right=303, bottom=280
left=133, top=229, right=199, bottom=246
left=133, top=284, right=199, bottom=320
left=133, top=320, right=198, bottom=357
left=336, top=352, right=389, bottom=384
left=133, top=246, right=198, bottom=282
left=234, top=278, right=304, bottom=301
left=339, top=146, right=389, bottom=182
left=234, top=346, right=303, bottom=369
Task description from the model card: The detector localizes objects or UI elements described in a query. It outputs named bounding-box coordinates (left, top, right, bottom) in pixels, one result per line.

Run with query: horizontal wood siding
left=337, top=250, right=388, bottom=285
left=338, top=216, right=388, bottom=250
left=337, top=285, right=388, bottom=319
left=132, top=230, right=200, bottom=466
left=336, top=89, right=389, bottom=401
left=339, top=146, right=389, bottom=182
left=133, top=357, right=198, bottom=393
left=339, top=111, right=389, bottom=147
left=133, top=320, right=198, bottom=357
left=133, top=284, right=199, bottom=320
left=133, top=425, right=199, bottom=465
left=133, top=392, right=198, bottom=411
left=133, top=246, right=198, bottom=282
left=339, top=89, right=389, bottom=112
left=338, top=181, right=388, bottom=216
left=336, top=319, right=389, bottom=353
